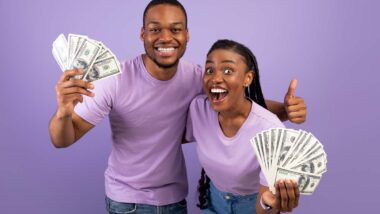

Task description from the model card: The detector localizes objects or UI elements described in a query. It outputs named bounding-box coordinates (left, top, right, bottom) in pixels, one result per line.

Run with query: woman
left=186, top=39, right=300, bottom=213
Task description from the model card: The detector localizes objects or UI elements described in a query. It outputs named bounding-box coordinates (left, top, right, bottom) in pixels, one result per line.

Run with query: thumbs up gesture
left=284, top=79, right=307, bottom=124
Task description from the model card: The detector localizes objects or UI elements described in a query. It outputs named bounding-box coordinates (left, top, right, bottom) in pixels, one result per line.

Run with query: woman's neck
left=218, top=98, right=252, bottom=138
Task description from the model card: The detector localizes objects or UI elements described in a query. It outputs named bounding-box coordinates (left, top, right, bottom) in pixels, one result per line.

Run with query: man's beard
left=153, top=58, right=180, bottom=69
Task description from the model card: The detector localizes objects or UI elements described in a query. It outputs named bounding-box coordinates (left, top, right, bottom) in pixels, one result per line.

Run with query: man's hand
left=262, top=180, right=300, bottom=212
left=55, top=69, right=94, bottom=118
left=284, top=79, right=307, bottom=124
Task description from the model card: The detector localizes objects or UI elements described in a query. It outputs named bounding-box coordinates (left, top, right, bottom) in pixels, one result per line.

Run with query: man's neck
left=142, top=54, right=178, bottom=81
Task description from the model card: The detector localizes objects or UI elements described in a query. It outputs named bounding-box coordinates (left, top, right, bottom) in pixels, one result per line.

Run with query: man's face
left=141, top=4, right=189, bottom=69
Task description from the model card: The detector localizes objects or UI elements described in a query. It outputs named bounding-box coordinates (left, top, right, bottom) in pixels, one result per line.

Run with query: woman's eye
left=223, top=68, right=232, bottom=74
left=205, top=68, right=213, bottom=74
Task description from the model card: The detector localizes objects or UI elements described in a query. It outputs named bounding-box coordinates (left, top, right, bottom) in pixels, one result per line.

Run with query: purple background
left=1, top=0, right=379, bottom=213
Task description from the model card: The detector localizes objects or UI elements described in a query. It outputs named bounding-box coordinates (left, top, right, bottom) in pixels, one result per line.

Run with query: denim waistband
left=209, top=181, right=258, bottom=201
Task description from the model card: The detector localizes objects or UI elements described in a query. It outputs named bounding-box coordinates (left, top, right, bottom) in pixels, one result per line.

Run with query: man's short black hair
left=143, top=0, right=188, bottom=28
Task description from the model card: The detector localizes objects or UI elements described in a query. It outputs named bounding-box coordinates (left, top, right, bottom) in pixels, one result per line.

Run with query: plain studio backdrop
left=0, top=0, right=379, bottom=213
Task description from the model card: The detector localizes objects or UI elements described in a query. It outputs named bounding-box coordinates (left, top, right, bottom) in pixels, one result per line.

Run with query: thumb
left=286, top=79, right=298, bottom=97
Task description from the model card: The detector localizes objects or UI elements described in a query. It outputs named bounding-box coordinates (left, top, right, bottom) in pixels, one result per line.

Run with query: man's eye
left=149, top=28, right=160, bottom=33
left=171, top=28, right=182, bottom=33
left=223, top=68, right=232, bottom=74
left=205, top=68, right=213, bottom=74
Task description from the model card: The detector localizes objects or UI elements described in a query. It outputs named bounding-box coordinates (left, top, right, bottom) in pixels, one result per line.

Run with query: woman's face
left=203, top=49, right=253, bottom=112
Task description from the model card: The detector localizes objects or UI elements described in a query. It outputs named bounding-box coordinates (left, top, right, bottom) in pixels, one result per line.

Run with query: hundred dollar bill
left=286, top=132, right=314, bottom=167
left=84, top=56, right=121, bottom=82
left=250, top=136, right=270, bottom=185
left=275, top=167, right=321, bottom=195
left=69, top=38, right=102, bottom=79
left=278, top=129, right=299, bottom=167
left=95, top=48, right=115, bottom=63
left=291, top=152, right=327, bottom=174
left=270, top=128, right=284, bottom=187
left=52, top=34, right=69, bottom=70
left=68, top=34, right=88, bottom=67
left=281, top=130, right=308, bottom=168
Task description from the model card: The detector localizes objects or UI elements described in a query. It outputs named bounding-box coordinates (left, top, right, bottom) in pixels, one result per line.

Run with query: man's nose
left=159, top=29, right=173, bottom=42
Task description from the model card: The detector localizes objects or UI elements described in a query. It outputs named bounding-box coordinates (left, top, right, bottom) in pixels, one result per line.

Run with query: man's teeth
left=157, top=47, right=175, bottom=52
left=211, top=88, right=227, bottom=93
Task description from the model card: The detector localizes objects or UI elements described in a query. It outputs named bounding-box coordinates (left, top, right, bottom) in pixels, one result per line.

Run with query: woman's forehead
left=207, top=49, right=246, bottom=64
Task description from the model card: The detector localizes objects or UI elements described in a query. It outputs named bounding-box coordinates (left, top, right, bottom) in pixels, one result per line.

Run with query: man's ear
left=186, top=29, right=190, bottom=43
left=140, top=27, right=145, bottom=41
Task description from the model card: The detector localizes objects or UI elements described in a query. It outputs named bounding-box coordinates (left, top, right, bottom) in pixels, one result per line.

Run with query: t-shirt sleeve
left=185, top=100, right=195, bottom=142
left=259, top=170, right=268, bottom=187
left=74, top=76, right=117, bottom=125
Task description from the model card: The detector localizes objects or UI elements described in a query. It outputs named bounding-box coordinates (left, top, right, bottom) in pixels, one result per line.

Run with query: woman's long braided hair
left=197, top=39, right=267, bottom=209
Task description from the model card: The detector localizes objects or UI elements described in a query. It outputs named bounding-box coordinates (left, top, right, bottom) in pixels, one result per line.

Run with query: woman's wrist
left=260, top=197, right=272, bottom=211
left=260, top=197, right=280, bottom=214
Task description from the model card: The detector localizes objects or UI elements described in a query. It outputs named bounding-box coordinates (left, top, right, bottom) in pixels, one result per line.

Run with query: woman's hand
left=261, top=179, right=300, bottom=212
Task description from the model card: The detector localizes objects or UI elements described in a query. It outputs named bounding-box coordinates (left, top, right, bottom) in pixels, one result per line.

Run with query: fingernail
left=89, top=84, right=94, bottom=89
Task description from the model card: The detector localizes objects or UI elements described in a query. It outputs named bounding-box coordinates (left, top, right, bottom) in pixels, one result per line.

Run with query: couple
left=49, top=0, right=306, bottom=213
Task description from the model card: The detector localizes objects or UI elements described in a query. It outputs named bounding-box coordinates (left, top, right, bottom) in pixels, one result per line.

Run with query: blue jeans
left=105, top=196, right=187, bottom=214
left=202, top=182, right=258, bottom=214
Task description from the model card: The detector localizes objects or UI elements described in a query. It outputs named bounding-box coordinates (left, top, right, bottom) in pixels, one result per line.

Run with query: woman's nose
left=211, top=71, right=223, bottom=83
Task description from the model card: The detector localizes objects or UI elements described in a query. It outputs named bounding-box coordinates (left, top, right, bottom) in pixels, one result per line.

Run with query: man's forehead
left=144, top=4, right=186, bottom=25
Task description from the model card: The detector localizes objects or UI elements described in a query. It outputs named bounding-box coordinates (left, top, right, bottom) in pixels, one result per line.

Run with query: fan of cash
left=52, top=34, right=121, bottom=82
left=250, top=128, right=327, bottom=195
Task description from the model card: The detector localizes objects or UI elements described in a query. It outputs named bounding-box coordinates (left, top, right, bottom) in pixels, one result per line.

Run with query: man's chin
left=154, top=59, right=179, bottom=69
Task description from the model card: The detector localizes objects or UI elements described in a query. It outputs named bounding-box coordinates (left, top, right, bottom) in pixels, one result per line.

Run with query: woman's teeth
left=210, top=88, right=228, bottom=100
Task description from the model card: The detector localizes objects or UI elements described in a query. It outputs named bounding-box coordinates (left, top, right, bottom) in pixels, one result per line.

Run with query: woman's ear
left=244, top=70, right=254, bottom=87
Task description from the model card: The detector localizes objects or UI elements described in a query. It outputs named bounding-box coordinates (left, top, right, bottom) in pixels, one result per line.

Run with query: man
left=49, top=0, right=307, bottom=213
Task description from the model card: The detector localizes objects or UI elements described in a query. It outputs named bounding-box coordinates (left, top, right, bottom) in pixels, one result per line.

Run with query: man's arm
left=266, top=80, right=307, bottom=124
left=48, top=69, right=95, bottom=148
left=49, top=112, right=94, bottom=148
left=266, top=100, right=288, bottom=122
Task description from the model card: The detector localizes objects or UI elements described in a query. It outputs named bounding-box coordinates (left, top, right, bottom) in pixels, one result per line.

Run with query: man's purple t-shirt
left=186, top=95, right=284, bottom=195
left=75, top=55, right=203, bottom=205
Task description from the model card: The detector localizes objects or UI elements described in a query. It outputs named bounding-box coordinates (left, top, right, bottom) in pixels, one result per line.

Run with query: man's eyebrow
left=146, top=21, right=160, bottom=26
left=146, top=21, right=185, bottom=26
left=171, top=22, right=185, bottom=26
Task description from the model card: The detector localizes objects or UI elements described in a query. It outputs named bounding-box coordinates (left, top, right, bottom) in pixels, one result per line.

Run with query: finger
left=60, top=79, right=94, bottom=89
left=292, top=180, right=300, bottom=208
left=289, top=117, right=306, bottom=124
left=59, top=87, right=95, bottom=97
left=286, top=96, right=305, bottom=106
left=286, top=79, right=297, bottom=97
left=284, top=180, right=296, bottom=211
left=288, top=111, right=306, bottom=120
left=275, top=181, right=282, bottom=208
left=286, top=104, right=307, bottom=113
left=58, top=69, right=84, bottom=83
left=278, top=180, right=289, bottom=211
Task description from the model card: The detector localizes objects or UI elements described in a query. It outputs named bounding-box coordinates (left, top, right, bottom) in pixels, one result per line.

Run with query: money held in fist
left=52, top=34, right=121, bottom=82
left=251, top=128, right=327, bottom=195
